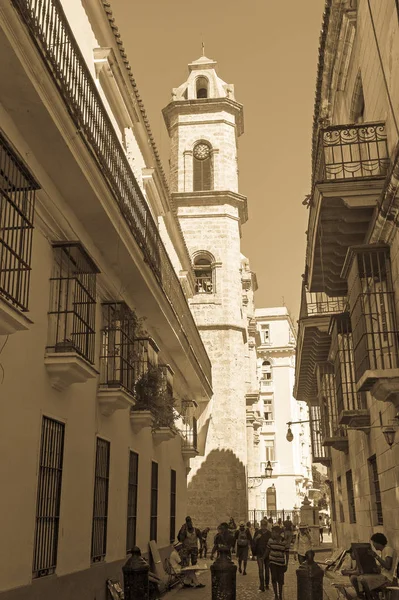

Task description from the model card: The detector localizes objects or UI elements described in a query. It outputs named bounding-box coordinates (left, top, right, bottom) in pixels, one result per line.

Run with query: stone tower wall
left=168, top=109, right=239, bottom=193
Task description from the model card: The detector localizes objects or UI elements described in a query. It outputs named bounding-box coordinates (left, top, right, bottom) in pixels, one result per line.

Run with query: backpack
left=237, top=530, right=248, bottom=547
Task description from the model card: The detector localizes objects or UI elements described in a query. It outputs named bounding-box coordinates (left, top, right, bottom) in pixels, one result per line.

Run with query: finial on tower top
left=202, top=41, right=205, bottom=57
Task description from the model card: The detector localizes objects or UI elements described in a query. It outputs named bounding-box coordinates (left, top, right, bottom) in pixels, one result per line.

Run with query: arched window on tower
left=193, top=254, right=214, bottom=294
left=193, top=142, right=213, bottom=191
left=196, top=77, right=209, bottom=99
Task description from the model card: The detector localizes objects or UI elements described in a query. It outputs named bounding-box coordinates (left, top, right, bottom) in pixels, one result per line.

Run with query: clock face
left=193, top=143, right=210, bottom=160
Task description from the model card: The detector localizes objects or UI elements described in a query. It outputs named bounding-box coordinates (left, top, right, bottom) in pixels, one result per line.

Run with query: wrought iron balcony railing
left=315, top=122, right=390, bottom=182
left=12, top=0, right=211, bottom=382
left=299, top=284, right=347, bottom=320
left=181, top=417, right=198, bottom=452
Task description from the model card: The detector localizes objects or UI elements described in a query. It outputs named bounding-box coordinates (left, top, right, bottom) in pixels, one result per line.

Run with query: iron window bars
left=368, top=455, right=383, bottom=526
left=170, top=469, right=176, bottom=544
left=47, top=243, right=98, bottom=364
left=337, top=476, right=345, bottom=523
left=100, top=302, right=138, bottom=396
left=346, top=470, right=356, bottom=524
left=316, top=362, right=346, bottom=440
left=300, top=283, right=348, bottom=319
left=0, top=131, right=39, bottom=311
left=329, top=313, right=368, bottom=417
left=345, top=245, right=399, bottom=388
left=181, top=416, right=198, bottom=451
left=309, top=404, right=329, bottom=463
left=91, top=438, right=110, bottom=563
left=11, top=0, right=211, bottom=383
left=126, top=451, right=139, bottom=552
left=150, top=461, right=158, bottom=542
left=317, top=122, right=389, bottom=181
left=133, top=337, right=159, bottom=383
left=32, top=416, right=65, bottom=578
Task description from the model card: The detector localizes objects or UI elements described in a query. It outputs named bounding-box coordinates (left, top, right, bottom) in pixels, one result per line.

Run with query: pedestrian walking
left=283, top=518, right=294, bottom=566
left=211, top=522, right=234, bottom=560
left=198, top=527, right=210, bottom=559
left=177, top=516, right=202, bottom=567
left=294, top=523, right=312, bottom=565
left=319, top=515, right=324, bottom=544
left=246, top=521, right=256, bottom=560
left=266, top=525, right=288, bottom=600
left=253, top=519, right=272, bottom=592
left=234, top=521, right=252, bottom=575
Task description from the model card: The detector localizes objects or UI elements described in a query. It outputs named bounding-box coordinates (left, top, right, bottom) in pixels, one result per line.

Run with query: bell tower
left=163, top=56, right=249, bottom=526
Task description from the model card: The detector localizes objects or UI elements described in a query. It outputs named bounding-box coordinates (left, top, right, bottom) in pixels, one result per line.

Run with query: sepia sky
left=110, top=0, right=326, bottom=322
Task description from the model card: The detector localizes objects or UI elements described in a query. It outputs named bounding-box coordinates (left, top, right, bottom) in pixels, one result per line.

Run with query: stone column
left=300, top=496, right=320, bottom=547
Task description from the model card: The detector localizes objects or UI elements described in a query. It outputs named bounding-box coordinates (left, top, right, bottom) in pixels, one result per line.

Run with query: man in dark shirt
left=211, top=522, right=234, bottom=560
left=267, top=526, right=287, bottom=600
left=199, top=527, right=210, bottom=559
left=252, top=519, right=272, bottom=591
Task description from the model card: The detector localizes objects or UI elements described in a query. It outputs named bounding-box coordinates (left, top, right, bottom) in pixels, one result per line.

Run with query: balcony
left=307, top=122, right=389, bottom=296
left=5, top=0, right=211, bottom=399
left=260, top=379, right=273, bottom=392
left=180, top=417, right=198, bottom=460
left=317, top=363, right=349, bottom=453
left=294, top=282, right=347, bottom=403
left=309, top=405, right=331, bottom=466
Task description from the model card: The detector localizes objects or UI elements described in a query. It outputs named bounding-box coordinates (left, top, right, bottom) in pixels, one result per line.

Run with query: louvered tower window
left=193, top=142, right=212, bottom=191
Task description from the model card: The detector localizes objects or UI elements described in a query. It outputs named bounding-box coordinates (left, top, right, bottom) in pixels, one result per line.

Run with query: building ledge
left=153, top=427, right=176, bottom=445
left=357, top=369, right=399, bottom=405
left=130, top=410, right=154, bottom=433
left=44, top=352, right=98, bottom=391
left=0, top=296, right=33, bottom=335
left=313, top=456, right=332, bottom=467
left=322, top=436, right=349, bottom=452
left=97, top=386, right=135, bottom=416
left=181, top=447, right=199, bottom=460
left=339, top=409, right=370, bottom=428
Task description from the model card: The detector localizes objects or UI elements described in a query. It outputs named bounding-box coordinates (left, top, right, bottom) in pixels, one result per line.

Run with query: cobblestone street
left=167, top=550, right=334, bottom=600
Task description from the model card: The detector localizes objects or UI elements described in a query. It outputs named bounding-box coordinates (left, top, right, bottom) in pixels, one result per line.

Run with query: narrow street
left=167, top=549, right=334, bottom=600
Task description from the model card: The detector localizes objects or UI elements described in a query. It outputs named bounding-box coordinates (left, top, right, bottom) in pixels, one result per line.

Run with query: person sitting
left=169, top=541, right=205, bottom=589
left=350, top=533, right=397, bottom=599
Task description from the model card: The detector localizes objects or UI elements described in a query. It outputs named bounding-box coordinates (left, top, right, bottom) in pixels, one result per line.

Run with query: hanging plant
left=133, top=366, right=178, bottom=432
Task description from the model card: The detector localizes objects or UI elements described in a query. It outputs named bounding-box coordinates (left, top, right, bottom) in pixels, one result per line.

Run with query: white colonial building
left=247, top=307, right=312, bottom=521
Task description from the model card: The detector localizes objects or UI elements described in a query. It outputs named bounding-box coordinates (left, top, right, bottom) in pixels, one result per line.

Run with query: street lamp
left=247, top=460, right=273, bottom=488
left=286, top=420, right=311, bottom=442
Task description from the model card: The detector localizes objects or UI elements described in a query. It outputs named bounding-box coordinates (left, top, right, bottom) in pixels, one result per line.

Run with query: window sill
left=44, top=352, right=98, bottom=391
left=0, top=295, right=33, bottom=335
left=190, top=295, right=221, bottom=306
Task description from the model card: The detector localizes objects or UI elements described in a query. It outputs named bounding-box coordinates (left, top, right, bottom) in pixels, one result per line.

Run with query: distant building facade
left=247, top=308, right=312, bottom=520
left=0, top=1, right=212, bottom=598
left=163, top=55, right=253, bottom=527
left=294, top=0, right=399, bottom=551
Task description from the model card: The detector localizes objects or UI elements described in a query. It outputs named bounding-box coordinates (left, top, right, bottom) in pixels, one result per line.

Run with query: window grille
left=33, top=417, right=65, bottom=578
left=193, top=142, right=212, bottom=191
left=337, top=476, right=345, bottom=522
left=150, top=462, right=158, bottom=541
left=170, top=470, right=176, bottom=544
left=345, top=245, right=399, bottom=388
left=316, top=362, right=346, bottom=439
left=100, top=302, right=138, bottom=396
left=126, top=451, right=139, bottom=552
left=368, top=455, right=383, bottom=525
left=309, top=404, right=328, bottom=462
left=346, top=470, right=356, bottom=523
left=181, top=416, right=198, bottom=451
left=48, top=243, right=99, bottom=364
left=91, top=438, right=110, bottom=562
left=133, top=337, right=159, bottom=382
left=0, top=131, right=39, bottom=311
left=261, top=324, right=270, bottom=344
left=329, top=313, right=367, bottom=415
left=194, top=256, right=214, bottom=294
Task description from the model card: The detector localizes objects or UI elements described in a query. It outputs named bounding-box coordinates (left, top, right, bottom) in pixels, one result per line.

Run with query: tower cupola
left=171, top=55, right=236, bottom=101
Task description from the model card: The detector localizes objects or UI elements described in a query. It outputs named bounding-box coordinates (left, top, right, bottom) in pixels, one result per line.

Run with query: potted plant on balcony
left=130, top=366, right=178, bottom=440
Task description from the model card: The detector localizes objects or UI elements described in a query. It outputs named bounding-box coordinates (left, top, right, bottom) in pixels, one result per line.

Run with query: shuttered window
left=193, top=143, right=212, bottom=191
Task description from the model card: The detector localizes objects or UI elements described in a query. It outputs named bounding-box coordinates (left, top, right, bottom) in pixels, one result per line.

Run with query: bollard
left=296, top=550, right=324, bottom=600
left=211, top=545, right=237, bottom=600
left=123, top=546, right=150, bottom=600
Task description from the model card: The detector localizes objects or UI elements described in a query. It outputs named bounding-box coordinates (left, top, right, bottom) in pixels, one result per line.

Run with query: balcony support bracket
left=97, top=386, right=135, bottom=416
left=0, top=296, right=33, bottom=335
left=358, top=370, right=399, bottom=406
left=44, top=352, right=98, bottom=391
